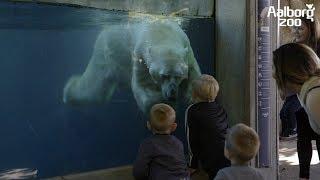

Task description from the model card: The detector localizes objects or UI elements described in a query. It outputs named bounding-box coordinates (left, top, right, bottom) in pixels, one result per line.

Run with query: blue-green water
left=0, top=1, right=214, bottom=178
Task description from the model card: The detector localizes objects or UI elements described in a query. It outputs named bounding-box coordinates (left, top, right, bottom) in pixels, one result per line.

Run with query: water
left=0, top=1, right=214, bottom=178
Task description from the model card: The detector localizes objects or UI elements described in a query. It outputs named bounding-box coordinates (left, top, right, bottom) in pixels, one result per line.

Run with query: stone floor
left=279, top=139, right=320, bottom=180
left=46, top=166, right=208, bottom=180
left=46, top=140, right=320, bottom=180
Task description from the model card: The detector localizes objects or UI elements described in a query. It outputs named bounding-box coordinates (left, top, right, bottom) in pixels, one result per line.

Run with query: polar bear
left=63, top=20, right=201, bottom=113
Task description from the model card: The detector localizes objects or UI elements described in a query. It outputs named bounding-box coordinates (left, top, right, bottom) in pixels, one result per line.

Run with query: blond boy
left=186, top=74, right=230, bottom=179
left=133, top=103, right=189, bottom=180
left=215, top=123, right=264, bottom=180
left=191, top=74, right=219, bottom=103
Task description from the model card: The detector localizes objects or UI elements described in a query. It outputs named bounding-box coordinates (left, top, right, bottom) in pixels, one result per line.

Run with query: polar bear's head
left=146, top=46, right=189, bottom=101
left=132, top=21, right=195, bottom=104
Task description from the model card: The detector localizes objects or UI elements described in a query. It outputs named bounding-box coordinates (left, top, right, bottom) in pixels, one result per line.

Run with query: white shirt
left=298, top=76, right=320, bottom=134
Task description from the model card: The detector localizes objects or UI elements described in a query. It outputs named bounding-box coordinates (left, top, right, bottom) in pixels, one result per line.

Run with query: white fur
left=63, top=20, right=201, bottom=113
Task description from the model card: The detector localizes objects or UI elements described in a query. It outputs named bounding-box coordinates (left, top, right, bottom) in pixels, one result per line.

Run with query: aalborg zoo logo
left=267, top=4, right=315, bottom=27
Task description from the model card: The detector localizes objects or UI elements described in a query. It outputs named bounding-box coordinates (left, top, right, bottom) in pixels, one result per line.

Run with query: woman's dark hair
left=300, top=16, right=320, bottom=54
left=273, top=43, right=320, bottom=94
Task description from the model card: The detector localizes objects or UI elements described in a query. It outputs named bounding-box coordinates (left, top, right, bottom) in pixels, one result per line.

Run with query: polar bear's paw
left=63, top=75, right=82, bottom=105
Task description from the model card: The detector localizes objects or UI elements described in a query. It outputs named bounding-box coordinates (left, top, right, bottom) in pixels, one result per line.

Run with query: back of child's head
left=192, top=74, right=219, bottom=102
left=225, top=123, right=260, bottom=164
left=149, top=103, right=176, bottom=132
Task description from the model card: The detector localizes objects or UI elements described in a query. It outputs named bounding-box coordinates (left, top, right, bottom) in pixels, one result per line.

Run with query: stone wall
left=280, top=0, right=320, bottom=45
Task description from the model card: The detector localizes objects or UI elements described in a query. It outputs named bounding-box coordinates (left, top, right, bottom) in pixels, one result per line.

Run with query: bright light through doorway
left=279, top=140, right=320, bottom=166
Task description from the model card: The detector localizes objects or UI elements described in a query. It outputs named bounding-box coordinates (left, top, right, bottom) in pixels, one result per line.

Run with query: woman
left=273, top=43, right=320, bottom=134
left=291, top=17, right=320, bottom=54
left=278, top=17, right=320, bottom=140
left=280, top=17, right=320, bottom=179
left=273, top=43, right=320, bottom=179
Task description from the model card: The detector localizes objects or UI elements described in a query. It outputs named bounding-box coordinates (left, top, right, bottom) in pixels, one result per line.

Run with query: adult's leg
left=296, top=108, right=313, bottom=179
left=289, top=112, right=297, bottom=135
left=297, top=138, right=312, bottom=179
left=315, top=139, right=320, bottom=159
left=281, top=118, right=289, bottom=137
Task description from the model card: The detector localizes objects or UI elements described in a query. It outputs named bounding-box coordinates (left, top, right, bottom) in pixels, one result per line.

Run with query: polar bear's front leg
left=63, top=39, right=118, bottom=105
left=63, top=58, right=117, bottom=105
left=131, top=58, right=162, bottom=114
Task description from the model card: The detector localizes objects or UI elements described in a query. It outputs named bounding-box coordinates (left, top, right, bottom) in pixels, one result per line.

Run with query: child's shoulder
left=187, top=102, right=211, bottom=111
left=215, top=166, right=263, bottom=180
left=142, top=134, right=181, bottom=142
left=140, top=135, right=183, bottom=150
left=170, top=135, right=183, bottom=144
left=186, top=103, right=197, bottom=111
left=210, top=101, right=224, bottom=109
left=139, top=136, right=155, bottom=146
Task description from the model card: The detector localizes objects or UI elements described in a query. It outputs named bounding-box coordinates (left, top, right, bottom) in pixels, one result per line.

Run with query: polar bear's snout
left=161, top=80, right=179, bottom=101
left=166, top=83, right=177, bottom=100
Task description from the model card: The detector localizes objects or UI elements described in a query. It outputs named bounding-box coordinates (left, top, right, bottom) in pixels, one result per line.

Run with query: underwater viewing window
left=0, top=1, right=215, bottom=178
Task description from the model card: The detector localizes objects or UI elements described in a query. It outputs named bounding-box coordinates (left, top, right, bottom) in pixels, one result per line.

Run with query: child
left=133, top=103, right=189, bottom=180
left=186, top=74, right=230, bottom=179
left=215, top=123, right=264, bottom=180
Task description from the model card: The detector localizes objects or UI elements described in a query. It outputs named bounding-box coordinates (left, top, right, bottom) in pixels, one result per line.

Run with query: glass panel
left=0, top=1, right=214, bottom=178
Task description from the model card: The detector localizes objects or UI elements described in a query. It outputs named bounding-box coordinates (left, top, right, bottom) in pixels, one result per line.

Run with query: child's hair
left=192, top=74, right=219, bottom=102
left=150, top=103, right=176, bottom=132
left=225, top=123, right=260, bottom=164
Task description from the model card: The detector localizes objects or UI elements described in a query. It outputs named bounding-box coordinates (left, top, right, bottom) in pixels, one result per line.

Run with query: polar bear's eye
left=160, top=74, right=170, bottom=80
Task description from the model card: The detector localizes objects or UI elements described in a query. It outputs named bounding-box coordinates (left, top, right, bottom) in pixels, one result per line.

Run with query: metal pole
left=257, top=0, right=272, bottom=168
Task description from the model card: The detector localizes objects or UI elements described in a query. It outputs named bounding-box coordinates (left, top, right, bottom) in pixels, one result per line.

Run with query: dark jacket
left=186, top=101, right=230, bottom=173
left=133, top=134, right=189, bottom=180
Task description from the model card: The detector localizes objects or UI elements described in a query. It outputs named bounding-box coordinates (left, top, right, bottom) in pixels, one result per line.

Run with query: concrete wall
left=13, top=0, right=214, bottom=17
left=215, top=0, right=247, bottom=125
left=216, top=0, right=278, bottom=179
